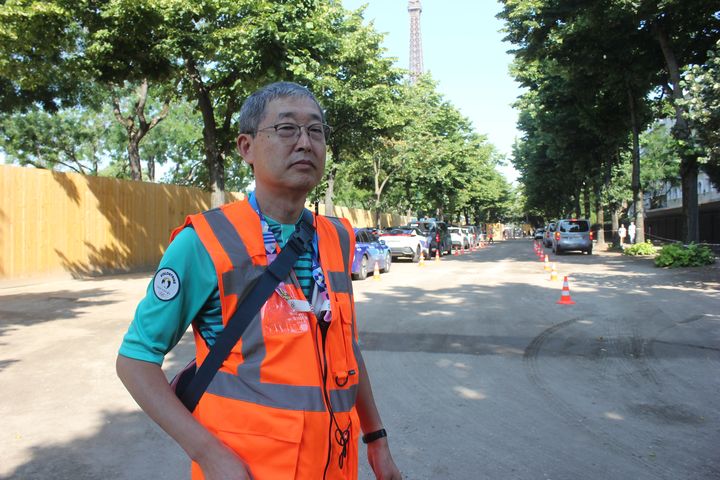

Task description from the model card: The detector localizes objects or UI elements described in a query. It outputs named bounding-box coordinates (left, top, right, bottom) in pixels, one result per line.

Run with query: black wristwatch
left=362, top=428, right=387, bottom=444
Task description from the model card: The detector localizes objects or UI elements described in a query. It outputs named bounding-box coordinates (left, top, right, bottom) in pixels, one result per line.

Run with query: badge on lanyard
left=249, top=192, right=327, bottom=319
left=276, top=283, right=311, bottom=312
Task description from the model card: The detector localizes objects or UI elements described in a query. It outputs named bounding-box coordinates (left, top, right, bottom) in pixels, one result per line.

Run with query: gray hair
left=238, top=82, right=325, bottom=135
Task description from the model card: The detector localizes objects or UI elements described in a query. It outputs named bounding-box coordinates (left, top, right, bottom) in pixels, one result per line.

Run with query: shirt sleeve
left=118, top=227, right=218, bottom=365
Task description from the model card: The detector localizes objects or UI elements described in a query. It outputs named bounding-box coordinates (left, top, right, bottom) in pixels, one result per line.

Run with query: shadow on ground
left=0, top=410, right=187, bottom=480
left=0, top=289, right=116, bottom=337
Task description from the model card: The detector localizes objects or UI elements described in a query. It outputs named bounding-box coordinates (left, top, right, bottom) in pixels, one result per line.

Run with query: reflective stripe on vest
left=324, top=216, right=361, bottom=375
left=202, top=208, right=265, bottom=300
left=193, top=203, right=357, bottom=413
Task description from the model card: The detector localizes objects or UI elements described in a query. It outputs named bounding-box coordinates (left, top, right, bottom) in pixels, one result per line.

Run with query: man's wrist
left=362, top=428, right=387, bottom=444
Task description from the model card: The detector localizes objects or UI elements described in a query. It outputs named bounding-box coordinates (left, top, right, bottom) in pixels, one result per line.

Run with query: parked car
left=533, top=227, right=545, bottom=240
left=409, top=219, right=452, bottom=257
left=448, top=226, right=469, bottom=250
left=552, top=218, right=593, bottom=254
left=543, top=222, right=557, bottom=248
left=379, top=227, right=429, bottom=262
left=352, top=228, right=392, bottom=280
left=464, top=225, right=479, bottom=247
left=461, top=226, right=475, bottom=248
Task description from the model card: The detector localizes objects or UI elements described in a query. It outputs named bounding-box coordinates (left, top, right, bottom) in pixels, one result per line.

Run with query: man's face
left=237, top=96, right=326, bottom=196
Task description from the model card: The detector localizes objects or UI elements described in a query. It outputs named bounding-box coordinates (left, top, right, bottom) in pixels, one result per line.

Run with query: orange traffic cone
left=419, top=251, right=426, bottom=267
left=435, top=250, right=441, bottom=262
left=549, top=263, right=558, bottom=281
left=556, top=276, right=575, bottom=305
left=373, top=261, right=380, bottom=281
left=544, top=255, right=550, bottom=271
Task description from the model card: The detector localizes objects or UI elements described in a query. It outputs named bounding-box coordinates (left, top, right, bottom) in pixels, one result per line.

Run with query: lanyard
left=248, top=193, right=331, bottom=321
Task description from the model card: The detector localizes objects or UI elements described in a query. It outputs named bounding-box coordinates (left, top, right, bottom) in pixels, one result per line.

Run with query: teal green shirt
left=119, top=215, right=314, bottom=365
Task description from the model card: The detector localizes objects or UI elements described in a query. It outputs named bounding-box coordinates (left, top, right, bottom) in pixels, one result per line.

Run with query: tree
left=680, top=39, right=720, bottom=188
left=499, top=0, right=663, bottom=242
left=111, top=79, right=171, bottom=180
left=0, top=106, right=115, bottom=175
left=311, top=4, right=402, bottom=213
left=0, top=2, right=176, bottom=180
left=630, top=0, right=720, bottom=241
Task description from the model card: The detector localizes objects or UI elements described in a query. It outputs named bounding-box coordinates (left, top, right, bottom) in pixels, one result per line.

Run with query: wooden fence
left=0, top=165, right=409, bottom=280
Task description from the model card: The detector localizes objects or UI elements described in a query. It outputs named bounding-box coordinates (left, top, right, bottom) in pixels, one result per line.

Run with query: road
left=1, top=239, right=719, bottom=479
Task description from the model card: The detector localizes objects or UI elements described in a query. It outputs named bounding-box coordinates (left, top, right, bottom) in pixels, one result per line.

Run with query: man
left=618, top=223, right=627, bottom=248
left=628, top=221, right=636, bottom=244
left=117, top=82, right=402, bottom=480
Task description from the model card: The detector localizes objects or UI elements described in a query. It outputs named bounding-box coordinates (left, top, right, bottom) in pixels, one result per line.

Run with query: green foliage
left=654, top=243, right=716, bottom=268
left=622, top=241, right=658, bottom=256
left=680, top=39, right=720, bottom=187
left=0, top=0, right=515, bottom=221
left=499, top=0, right=720, bottom=231
left=0, top=105, right=118, bottom=175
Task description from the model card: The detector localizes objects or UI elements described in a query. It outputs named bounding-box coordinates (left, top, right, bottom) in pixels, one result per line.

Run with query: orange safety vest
left=170, top=199, right=361, bottom=480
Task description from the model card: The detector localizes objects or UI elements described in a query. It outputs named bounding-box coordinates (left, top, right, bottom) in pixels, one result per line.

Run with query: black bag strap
left=179, top=209, right=315, bottom=411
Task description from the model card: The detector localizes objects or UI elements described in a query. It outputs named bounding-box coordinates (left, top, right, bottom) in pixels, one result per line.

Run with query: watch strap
left=362, top=428, right=387, bottom=444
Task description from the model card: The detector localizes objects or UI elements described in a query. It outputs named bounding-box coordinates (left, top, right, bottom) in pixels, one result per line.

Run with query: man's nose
left=295, top=127, right=312, bottom=150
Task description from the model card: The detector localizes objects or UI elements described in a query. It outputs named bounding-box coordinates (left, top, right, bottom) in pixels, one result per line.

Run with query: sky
left=341, top=0, right=524, bottom=184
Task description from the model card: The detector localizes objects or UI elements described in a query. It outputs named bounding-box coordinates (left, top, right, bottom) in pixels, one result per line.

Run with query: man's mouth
left=291, top=159, right=315, bottom=168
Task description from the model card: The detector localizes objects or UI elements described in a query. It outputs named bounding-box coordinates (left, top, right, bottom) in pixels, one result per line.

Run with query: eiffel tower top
left=408, top=0, right=423, bottom=83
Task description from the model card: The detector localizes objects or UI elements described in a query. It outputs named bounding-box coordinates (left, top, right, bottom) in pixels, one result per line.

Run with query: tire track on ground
left=523, top=317, right=672, bottom=478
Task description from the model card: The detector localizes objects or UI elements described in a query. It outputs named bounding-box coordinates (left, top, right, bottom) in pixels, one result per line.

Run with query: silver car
left=552, top=219, right=593, bottom=254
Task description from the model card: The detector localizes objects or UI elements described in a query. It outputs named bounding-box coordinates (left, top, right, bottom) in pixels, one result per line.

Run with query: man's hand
left=116, top=356, right=253, bottom=479
left=367, top=438, right=402, bottom=480
left=196, top=441, right=254, bottom=480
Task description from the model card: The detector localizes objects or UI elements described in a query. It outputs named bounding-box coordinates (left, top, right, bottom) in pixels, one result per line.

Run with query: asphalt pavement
left=1, top=240, right=718, bottom=479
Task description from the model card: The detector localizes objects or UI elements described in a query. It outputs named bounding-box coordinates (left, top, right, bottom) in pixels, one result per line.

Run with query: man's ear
left=237, top=133, right=254, bottom=168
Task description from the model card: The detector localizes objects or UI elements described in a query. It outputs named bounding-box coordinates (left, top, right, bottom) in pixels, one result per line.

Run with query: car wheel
left=381, top=253, right=392, bottom=272
left=586, top=248, right=592, bottom=255
left=354, top=256, right=368, bottom=280
left=411, top=245, right=420, bottom=263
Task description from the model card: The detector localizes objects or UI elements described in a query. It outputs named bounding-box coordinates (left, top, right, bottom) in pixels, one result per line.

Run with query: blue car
left=352, top=228, right=392, bottom=280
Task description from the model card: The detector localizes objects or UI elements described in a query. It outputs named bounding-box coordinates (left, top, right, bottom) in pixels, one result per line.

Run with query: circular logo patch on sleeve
left=153, top=268, right=180, bottom=301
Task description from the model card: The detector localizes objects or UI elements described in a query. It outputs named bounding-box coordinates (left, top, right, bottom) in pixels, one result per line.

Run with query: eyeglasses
left=255, top=122, right=332, bottom=143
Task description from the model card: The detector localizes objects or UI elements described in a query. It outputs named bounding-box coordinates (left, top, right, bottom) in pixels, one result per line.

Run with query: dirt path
left=1, top=240, right=718, bottom=479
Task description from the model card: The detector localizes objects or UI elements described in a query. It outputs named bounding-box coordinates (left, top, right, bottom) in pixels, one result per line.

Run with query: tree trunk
left=574, top=192, right=581, bottom=219
left=147, top=155, right=155, bottom=182
left=186, top=58, right=224, bottom=207
left=594, top=181, right=606, bottom=248
left=127, top=141, right=142, bottom=180
left=582, top=185, right=591, bottom=220
left=680, top=162, right=699, bottom=243
left=627, top=85, right=645, bottom=243
left=611, top=207, right=620, bottom=247
left=324, top=161, right=337, bottom=215
left=655, top=24, right=699, bottom=243
left=112, top=78, right=170, bottom=183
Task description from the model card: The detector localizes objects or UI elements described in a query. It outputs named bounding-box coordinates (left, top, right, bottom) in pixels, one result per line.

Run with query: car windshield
left=385, top=228, right=415, bottom=235
left=448, top=227, right=461, bottom=233
left=409, top=221, right=434, bottom=232
left=560, top=221, right=589, bottom=232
